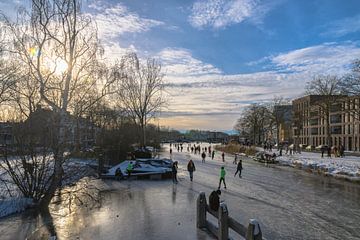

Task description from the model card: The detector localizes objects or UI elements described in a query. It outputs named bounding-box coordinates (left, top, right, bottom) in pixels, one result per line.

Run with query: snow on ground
left=270, top=150, right=360, bottom=180
left=0, top=157, right=96, bottom=218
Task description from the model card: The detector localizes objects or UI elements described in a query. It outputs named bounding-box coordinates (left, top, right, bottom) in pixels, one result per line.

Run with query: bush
left=215, top=143, right=257, bottom=156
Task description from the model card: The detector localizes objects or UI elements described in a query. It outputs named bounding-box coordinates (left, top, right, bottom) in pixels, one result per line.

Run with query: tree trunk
left=39, top=111, right=66, bottom=208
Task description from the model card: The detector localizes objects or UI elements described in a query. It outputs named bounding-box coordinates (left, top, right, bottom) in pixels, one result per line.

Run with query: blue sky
left=2, top=0, right=360, bottom=131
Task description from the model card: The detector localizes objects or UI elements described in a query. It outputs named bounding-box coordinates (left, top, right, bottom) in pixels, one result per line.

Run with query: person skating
left=172, top=161, right=178, bottom=183
left=201, top=151, right=206, bottom=163
left=209, top=190, right=221, bottom=211
left=234, top=159, right=243, bottom=178
left=126, top=161, right=134, bottom=179
left=233, top=154, right=238, bottom=164
left=221, top=152, right=225, bottom=162
left=212, top=150, right=215, bottom=160
left=187, top=159, right=196, bottom=181
left=218, top=166, right=227, bottom=189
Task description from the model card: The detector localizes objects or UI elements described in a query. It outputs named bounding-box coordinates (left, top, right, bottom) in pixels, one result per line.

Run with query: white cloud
left=158, top=42, right=360, bottom=130
left=321, top=14, right=360, bottom=37
left=188, top=0, right=274, bottom=29
left=90, top=3, right=164, bottom=39
left=157, top=48, right=222, bottom=77
left=86, top=1, right=163, bottom=62
left=271, top=42, right=360, bottom=75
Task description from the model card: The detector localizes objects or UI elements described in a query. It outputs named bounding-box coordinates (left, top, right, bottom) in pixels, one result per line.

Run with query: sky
left=1, top=0, right=360, bottom=132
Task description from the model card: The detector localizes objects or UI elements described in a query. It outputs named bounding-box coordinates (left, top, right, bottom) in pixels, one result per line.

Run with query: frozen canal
left=0, top=143, right=360, bottom=239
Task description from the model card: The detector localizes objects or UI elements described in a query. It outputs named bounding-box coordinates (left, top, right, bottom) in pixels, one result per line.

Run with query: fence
left=196, top=192, right=263, bottom=240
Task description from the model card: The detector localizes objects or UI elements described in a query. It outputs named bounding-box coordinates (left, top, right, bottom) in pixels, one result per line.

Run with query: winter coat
left=220, top=168, right=226, bottom=178
left=172, top=163, right=178, bottom=173
left=209, top=191, right=220, bottom=211
left=187, top=162, right=196, bottom=172
left=237, top=161, right=243, bottom=170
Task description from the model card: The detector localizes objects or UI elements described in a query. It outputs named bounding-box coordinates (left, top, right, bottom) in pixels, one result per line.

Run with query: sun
left=46, top=58, right=68, bottom=75
left=54, top=58, right=68, bottom=75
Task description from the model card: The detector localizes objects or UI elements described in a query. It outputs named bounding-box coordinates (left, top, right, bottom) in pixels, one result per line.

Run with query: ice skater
left=187, top=159, right=196, bottom=181
left=201, top=151, right=206, bottom=163
left=233, top=154, right=238, bottom=164
left=172, top=161, right=178, bottom=183
left=234, top=159, right=243, bottom=178
left=218, top=166, right=227, bottom=189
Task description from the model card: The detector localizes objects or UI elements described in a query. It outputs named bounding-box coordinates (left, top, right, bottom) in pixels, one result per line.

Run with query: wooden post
left=246, top=219, right=262, bottom=240
left=197, top=192, right=207, bottom=228
left=218, top=202, right=229, bottom=240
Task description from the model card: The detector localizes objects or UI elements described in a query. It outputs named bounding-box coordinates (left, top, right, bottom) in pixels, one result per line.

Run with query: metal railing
left=196, top=192, right=263, bottom=240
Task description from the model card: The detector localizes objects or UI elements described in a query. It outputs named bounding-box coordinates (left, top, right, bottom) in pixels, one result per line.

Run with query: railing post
left=246, top=219, right=262, bottom=240
left=197, top=192, right=207, bottom=228
left=218, top=202, right=229, bottom=240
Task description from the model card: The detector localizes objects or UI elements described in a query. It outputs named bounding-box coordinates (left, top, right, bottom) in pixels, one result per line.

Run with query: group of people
left=320, top=144, right=345, bottom=158
left=171, top=154, right=243, bottom=189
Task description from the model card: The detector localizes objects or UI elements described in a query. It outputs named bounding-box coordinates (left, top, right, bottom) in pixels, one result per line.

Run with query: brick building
left=292, top=95, right=360, bottom=151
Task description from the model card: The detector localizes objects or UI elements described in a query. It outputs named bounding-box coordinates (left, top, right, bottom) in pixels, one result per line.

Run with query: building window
left=330, top=103, right=342, bottom=112
left=331, top=126, right=342, bottom=134
left=309, top=118, right=318, bottom=126
left=330, top=114, right=342, bottom=124
left=310, top=128, right=318, bottom=135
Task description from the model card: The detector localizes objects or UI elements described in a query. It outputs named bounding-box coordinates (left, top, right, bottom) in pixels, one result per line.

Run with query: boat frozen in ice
left=103, top=158, right=173, bottom=179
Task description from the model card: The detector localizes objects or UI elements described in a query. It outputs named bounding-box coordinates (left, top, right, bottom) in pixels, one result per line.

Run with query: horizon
left=2, top=0, right=360, bottom=130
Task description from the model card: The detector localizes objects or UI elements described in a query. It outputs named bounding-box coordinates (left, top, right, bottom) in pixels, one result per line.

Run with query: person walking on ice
left=201, top=151, right=206, bottom=163
left=126, top=161, right=134, bottom=179
left=218, top=166, right=227, bottom=189
left=187, top=159, right=196, bottom=181
left=172, top=161, right=178, bottom=183
left=221, top=152, right=225, bottom=162
left=234, top=159, right=243, bottom=178
left=233, top=154, right=238, bottom=164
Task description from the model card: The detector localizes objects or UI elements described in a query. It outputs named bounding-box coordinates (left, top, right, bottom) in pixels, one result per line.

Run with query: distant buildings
left=292, top=95, right=360, bottom=151
left=184, top=130, right=229, bottom=143
left=0, top=107, right=98, bottom=150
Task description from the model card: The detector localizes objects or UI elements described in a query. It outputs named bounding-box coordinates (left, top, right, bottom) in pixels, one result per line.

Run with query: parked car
left=299, top=144, right=308, bottom=149
left=315, top=145, right=328, bottom=150
left=305, top=145, right=315, bottom=150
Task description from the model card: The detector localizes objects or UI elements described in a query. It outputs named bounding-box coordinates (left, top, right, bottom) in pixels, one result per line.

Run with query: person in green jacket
left=126, top=161, right=134, bottom=179
left=218, top=166, right=227, bottom=189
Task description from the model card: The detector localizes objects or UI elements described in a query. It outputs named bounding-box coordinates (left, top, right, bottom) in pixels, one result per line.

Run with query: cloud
left=89, top=3, right=164, bottom=39
left=158, top=42, right=360, bottom=130
left=271, top=42, right=360, bottom=75
left=188, top=0, right=275, bottom=29
left=321, top=14, right=360, bottom=37
left=157, top=48, right=222, bottom=77
left=86, top=1, right=163, bottom=62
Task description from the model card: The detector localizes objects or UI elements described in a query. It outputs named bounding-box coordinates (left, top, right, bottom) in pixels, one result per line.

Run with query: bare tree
left=1, top=0, right=114, bottom=207
left=234, top=104, right=271, bottom=145
left=339, top=60, right=360, bottom=96
left=305, top=75, right=342, bottom=146
left=113, top=53, right=166, bottom=147
left=339, top=60, right=360, bottom=121
left=269, top=96, right=291, bottom=144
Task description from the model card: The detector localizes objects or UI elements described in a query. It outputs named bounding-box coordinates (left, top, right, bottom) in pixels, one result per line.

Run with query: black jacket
left=209, top=191, right=220, bottom=211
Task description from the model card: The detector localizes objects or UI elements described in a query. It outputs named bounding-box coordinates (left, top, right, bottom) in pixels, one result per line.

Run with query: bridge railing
left=196, top=192, right=264, bottom=240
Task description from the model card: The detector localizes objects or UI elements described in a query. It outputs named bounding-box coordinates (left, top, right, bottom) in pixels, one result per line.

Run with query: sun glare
left=46, top=58, right=68, bottom=75
left=54, top=59, right=68, bottom=75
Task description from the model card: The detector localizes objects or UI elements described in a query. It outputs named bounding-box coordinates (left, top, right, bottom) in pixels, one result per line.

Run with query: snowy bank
left=275, top=151, right=360, bottom=182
